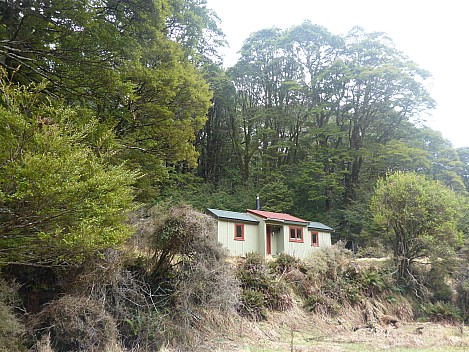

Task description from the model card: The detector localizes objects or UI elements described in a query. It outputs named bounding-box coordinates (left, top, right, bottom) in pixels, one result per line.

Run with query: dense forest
left=1, top=0, right=469, bottom=351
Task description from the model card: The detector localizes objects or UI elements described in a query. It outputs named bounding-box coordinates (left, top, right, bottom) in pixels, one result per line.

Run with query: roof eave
left=218, top=216, right=259, bottom=224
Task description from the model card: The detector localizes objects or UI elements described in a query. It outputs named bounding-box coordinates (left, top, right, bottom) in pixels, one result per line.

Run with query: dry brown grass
left=157, top=302, right=468, bottom=352
left=28, top=295, right=121, bottom=352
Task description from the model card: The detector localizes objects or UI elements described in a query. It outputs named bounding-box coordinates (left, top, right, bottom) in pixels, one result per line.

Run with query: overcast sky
left=205, top=0, right=468, bottom=148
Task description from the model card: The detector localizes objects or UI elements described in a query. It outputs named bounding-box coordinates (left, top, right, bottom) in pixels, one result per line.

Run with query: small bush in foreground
left=28, top=295, right=119, bottom=352
left=133, top=205, right=239, bottom=348
left=0, top=278, right=24, bottom=352
left=240, top=288, right=266, bottom=321
left=237, top=253, right=292, bottom=320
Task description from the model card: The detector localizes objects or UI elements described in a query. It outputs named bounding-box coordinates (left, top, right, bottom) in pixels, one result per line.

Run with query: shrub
left=420, top=301, right=462, bottom=324
left=307, top=242, right=353, bottom=283
left=303, top=293, right=341, bottom=316
left=69, top=250, right=165, bottom=351
left=270, top=253, right=306, bottom=274
left=0, top=79, right=138, bottom=266
left=303, top=294, right=324, bottom=312
left=236, top=253, right=292, bottom=319
left=239, top=288, right=266, bottom=321
left=296, top=244, right=399, bottom=316
left=284, top=268, right=312, bottom=298
left=132, top=205, right=239, bottom=347
left=0, top=278, right=24, bottom=352
left=28, top=295, right=120, bottom=352
left=356, top=241, right=388, bottom=258
left=456, top=279, right=469, bottom=322
left=425, top=267, right=453, bottom=303
left=169, top=207, right=239, bottom=328
left=360, top=268, right=388, bottom=297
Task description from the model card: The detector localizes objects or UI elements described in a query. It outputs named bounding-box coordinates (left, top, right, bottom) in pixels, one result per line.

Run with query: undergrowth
left=236, top=252, right=292, bottom=320
left=0, top=278, right=24, bottom=352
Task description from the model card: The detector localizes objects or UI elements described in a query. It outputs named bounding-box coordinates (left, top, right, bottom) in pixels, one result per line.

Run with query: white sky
left=205, top=0, right=469, bottom=148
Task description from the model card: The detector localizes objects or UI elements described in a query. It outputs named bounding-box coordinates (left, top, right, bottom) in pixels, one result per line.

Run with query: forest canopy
left=0, top=1, right=467, bottom=261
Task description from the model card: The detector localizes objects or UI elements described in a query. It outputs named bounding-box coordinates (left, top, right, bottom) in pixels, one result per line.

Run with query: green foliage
left=269, top=253, right=306, bottom=274
left=0, top=79, right=138, bottom=266
left=259, top=174, right=294, bottom=213
left=0, top=0, right=220, bottom=201
left=356, top=241, right=388, bottom=258
left=222, top=21, right=435, bottom=216
left=0, top=278, right=24, bottom=352
left=456, top=279, right=469, bottom=322
left=371, top=172, right=464, bottom=282
left=240, top=288, right=267, bottom=321
left=236, top=253, right=292, bottom=320
left=425, top=267, right=453, bottom=303
left=303, top=293, right=341, bottom=316
left=420, top=301, right=462, bottom=324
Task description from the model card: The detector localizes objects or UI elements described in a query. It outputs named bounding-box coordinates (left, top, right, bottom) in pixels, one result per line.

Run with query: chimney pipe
left=256, top=195, right=261, bottom=210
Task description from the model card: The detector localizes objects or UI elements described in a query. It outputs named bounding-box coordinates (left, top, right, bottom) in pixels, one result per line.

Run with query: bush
left=28, top=295, right=120, bottom=352
left=0, top=278, right=24, bottom=352
left=171, top=211, right=238, bottom=329
left=420, top=301, right=462, bottom=324
left=303, top=293, right=341, bottom=316
left=236, top=253, right=292, bottom=320
left=0, top=79, right=138, bottom=266
left=69, top=250, right=165, bottom=351
left=132, top=205, right=239, bottom=347
left=292, top=244, right=399, bottom=316
left=425, top=267, right=453, bottom=303
left=356, top=241, right=388, bottom=258
left=456, top=279, right=469, bottom=322
left=270, top=253, right=306, bottom=274
left=284, top=268, right=312, bottom=298
left=239, top=288, right=266, bottom=321
left=307, top=242, right=353, bottom=283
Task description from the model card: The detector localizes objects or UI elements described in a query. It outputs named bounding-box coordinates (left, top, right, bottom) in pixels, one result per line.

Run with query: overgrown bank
left=1, top=206, right=468, bottom=352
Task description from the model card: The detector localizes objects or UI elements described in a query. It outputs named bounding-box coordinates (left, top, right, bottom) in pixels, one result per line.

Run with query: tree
left=0, top=0, right=220, bottom=199
left=371, top=172, right=463, bottom=282
left=0, top=78, right=138, bottom=266
left=457, top=147, right=469, bottom=192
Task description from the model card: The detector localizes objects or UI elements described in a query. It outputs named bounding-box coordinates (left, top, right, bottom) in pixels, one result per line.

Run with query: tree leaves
left=371, top=171, right=464, bottom=280
left=0, top=79, right=138, bottom=266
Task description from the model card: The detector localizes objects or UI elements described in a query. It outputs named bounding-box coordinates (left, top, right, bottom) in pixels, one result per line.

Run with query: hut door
left=266, top=226, right=272, bottom=255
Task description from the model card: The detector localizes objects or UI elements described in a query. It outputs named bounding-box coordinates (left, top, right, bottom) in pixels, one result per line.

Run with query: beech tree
left=0, top=0, right=219, bottom=199
left=371, top=172, right=463, bottom=282
left=0, top=78, right=138, bottom=266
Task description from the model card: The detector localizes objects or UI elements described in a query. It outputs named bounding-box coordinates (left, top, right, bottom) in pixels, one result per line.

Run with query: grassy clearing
left=193, top=310, right=468, bottom=352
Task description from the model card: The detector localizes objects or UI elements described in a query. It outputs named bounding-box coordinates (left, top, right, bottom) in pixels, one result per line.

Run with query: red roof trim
left=246, top=209, right=308, bottom=223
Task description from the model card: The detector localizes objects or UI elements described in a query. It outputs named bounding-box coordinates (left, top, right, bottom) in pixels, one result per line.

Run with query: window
left=234, top=223, right=244, bottom=241
left=311, top=231, right=319, bottom=247
left=289, top=226, right=303, bottom=242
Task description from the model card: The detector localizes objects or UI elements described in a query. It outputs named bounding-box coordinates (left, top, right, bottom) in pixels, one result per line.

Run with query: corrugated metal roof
left=206, top=208, right=259, bottom=223
left=308, top=222, right=334, bottom=232
left=246, top=209, right=308, bottom=224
